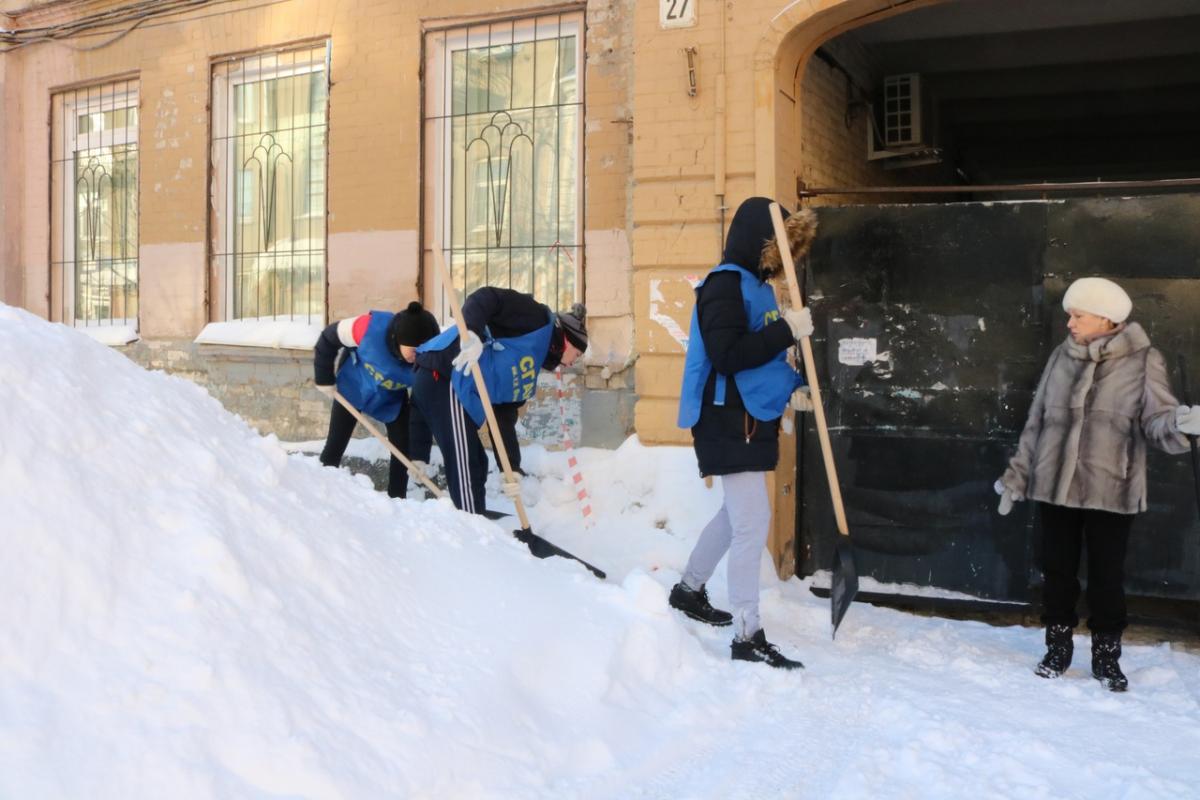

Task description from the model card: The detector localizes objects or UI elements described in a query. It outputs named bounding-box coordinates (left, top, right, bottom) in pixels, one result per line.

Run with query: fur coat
left=999, top=322, right=1189, bottom=514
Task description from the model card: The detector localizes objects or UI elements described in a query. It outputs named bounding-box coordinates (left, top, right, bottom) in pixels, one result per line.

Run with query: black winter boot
left=1034, top=624, right=1074, bottom=679
left=730, top=629, right=804, bottom=670
left=669, top=582, right=733, bottom=627
left=1091, top=632, right=1128, bottom=692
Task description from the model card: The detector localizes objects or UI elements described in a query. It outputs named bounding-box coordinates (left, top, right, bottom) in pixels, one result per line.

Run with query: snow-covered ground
left=2, top=301, right=1199, bottom=799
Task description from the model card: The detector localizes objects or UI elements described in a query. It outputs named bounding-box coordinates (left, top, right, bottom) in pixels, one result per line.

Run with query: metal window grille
left=424, top=13, right=584, bottom=317
left=50, top=79, right=140, bottom=328
left=210, top=42, right=329, bottom=323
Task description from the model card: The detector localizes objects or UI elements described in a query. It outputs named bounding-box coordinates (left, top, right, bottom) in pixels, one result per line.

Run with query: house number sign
left=660, top=0, right=696, bottom=29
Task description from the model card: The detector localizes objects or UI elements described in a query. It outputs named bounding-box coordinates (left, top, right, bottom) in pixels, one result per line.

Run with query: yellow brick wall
left=0, top=0, right=947, bottom=401
left=630, top=0, right=949, bottom=445
left=1, top=0, right=634, bottom=358
left=2, top=0, right=956, bottom=576
left=626, top=0, right=952, bottom=578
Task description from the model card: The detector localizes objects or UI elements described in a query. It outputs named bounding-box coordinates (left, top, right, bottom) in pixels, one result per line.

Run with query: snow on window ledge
left=195, top=319, right=322, bottom=351
left=77, top=324, right=140, bottom=347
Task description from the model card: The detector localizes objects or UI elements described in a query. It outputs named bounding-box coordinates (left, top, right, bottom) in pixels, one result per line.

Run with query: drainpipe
left=715, top=0, right=727, bottom=248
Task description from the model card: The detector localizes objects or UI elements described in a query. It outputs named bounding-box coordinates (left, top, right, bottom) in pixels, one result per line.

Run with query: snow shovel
left=1177, top=354, right=1200, bottom=521
left=768, top=202, right=857, bottom=638
left=428, top=246, right=606, bottom=580
left=328, top=390, right=511, bottom=522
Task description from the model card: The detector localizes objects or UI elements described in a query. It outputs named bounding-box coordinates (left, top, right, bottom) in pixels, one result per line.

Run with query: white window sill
left=76, top=324, right=139, bottom=346
left=195, top=319, right=322, bottom=351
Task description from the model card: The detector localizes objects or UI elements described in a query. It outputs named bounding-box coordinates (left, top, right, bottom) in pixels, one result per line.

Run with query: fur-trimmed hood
left=721, top=197, right=817, bottom=280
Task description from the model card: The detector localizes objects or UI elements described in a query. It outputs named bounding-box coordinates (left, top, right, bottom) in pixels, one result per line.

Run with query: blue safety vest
left=418, top=313, right=555, bottom=427
left=678, top=264, right=804, bottom=428
left=335, top=311, right=414, bottom=423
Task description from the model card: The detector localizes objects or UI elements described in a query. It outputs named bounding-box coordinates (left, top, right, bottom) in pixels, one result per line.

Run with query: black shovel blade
left=830, top=536, right=859, bottom=639
left=480, top=509, right=514, bottom=522
left=512, top=527, right=607, bottom=580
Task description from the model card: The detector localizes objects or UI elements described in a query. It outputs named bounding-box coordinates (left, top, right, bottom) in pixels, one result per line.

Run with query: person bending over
left=412, top=287, right=587, bottom=515
left=313, top=301, right=440, bottom=499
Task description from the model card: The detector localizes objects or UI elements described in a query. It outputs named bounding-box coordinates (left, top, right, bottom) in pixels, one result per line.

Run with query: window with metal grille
left=50, top=79, right=140, bottom=330
left=210, top=43, right=329, bottom=324
left=424, top=13, right=584, bottom=316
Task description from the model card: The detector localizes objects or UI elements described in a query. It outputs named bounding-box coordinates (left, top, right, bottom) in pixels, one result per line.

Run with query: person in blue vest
left=313, top=301, right=441, bottom=499
left=670, top=196, right=817, bottom=670
left=413, top=287, right=588, bottom=515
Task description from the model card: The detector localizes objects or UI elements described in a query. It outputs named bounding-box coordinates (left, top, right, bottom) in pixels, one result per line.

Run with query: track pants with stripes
left=411, top=366, right=489, bottom=514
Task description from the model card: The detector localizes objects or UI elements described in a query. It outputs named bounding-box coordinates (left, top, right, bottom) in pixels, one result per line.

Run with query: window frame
left=52, top=80, right=141, bottom=329
left=423, top=11, right=586, bottom=320
left=210, top=42, right=331, bottom=325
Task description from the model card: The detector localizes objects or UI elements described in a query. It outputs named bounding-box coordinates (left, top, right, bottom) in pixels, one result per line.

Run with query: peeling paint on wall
left=648, top=275, right=700, bottom=352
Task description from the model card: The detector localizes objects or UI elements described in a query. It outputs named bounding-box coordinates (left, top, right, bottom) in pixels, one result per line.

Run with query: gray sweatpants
left=681, top=471, right=771, bottom=639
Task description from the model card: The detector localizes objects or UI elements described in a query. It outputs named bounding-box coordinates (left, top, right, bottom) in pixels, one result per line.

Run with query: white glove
left=994, top=479, right=1020, bottom=516
left=408, top=460, right=429, bottom=481
left=1177, top=405, right=1200, bottom=436
left=315, top=383, right=337, bottom=400
left=782, top=307, right=813, bottom=340
left=452, top=331, right=484, bottom=373
left=790, top=386, right=814, bottom=413
left=501, top=479, right=522, bottom=500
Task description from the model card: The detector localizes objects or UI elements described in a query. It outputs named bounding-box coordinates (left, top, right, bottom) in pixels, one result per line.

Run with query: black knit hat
left=386, top=301, right=440, bottom=357
left=556, top=303, right=588, bottom=351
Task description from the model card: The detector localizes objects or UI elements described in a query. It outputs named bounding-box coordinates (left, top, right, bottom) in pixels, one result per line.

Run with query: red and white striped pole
left=555, top=366, right=594, bottom=528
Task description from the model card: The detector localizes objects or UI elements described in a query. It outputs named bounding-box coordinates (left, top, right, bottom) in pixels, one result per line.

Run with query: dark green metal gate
left=798, top=194, right=1200, bottom=606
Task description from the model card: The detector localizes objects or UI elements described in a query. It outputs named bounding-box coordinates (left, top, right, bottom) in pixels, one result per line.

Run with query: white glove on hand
left=782, top=307, right=814, bottom=340
left=1177, top=405, right=1200, bottom=436
left=408, top=460, right=429, bottom=481
left=790, top=386, right=814, bottom=413
left=994, top=479, right=1020, bottom=516
left=315, top=383, right=337, bottom=400
left=501, top=479, right=522, bottom=500
left=452, top=331, right=484, bottom=373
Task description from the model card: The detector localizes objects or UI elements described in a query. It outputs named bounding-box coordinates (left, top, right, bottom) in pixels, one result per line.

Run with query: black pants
left=319, top=400, right=432, bottom=499
left=411, top=367, right=489, bottom=514
left=1039, top=503, right=1135, bottom=634
left=490, top=403, right=524, bottom=475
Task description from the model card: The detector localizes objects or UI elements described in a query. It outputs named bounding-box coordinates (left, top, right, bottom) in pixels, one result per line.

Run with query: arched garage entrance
left=764, top=0, right=1200, bottom=618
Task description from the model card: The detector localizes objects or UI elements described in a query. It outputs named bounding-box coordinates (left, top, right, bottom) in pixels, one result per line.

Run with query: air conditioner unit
left=867, top=73, right=942, bottom=168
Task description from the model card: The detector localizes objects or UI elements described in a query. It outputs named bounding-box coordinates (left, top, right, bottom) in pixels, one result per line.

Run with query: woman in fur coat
left=996, top=277, right=1200, bottom=691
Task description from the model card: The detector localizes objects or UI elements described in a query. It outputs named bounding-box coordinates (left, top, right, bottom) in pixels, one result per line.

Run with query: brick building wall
left=3, top=0, right=954, bottom=570
left=1, top=0, right=639, bottom=446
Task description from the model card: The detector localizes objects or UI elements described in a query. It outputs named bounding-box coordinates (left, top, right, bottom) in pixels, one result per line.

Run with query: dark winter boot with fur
left=1091, top=632, right=1128, bottom=692
left=669, top=582, right=733, bottom=627
left=1034, top=624, right=1074, bottom=679
left=730, top=629, right=804, bottom=670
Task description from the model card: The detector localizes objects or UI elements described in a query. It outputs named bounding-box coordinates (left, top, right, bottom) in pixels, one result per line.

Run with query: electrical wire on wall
left=1, top=0, right=223, bottom=52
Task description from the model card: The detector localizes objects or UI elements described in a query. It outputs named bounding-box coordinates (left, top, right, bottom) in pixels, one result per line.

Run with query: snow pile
left=2, top=302, right=1200, bottom=799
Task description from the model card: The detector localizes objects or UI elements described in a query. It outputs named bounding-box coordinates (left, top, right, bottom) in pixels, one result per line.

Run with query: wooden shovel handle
left=429, top=246, right=533, bottom=530
left=768, top=202, right=849, bottom=536
left=330, top=389, right=446, bottom=499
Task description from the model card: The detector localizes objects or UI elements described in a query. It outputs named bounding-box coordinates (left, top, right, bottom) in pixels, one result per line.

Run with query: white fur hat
left=1062, top=277, right=1132, bottom=323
